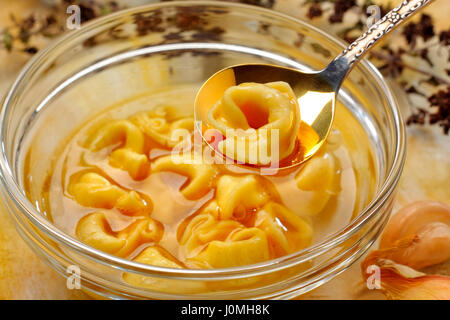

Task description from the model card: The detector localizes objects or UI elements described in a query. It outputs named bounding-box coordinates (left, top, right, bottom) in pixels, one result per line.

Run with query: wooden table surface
left=0, top=0, right=448, bottom=299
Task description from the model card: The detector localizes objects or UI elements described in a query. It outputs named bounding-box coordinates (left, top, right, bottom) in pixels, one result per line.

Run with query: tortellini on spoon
left=208, top=82, right=300, bottom=166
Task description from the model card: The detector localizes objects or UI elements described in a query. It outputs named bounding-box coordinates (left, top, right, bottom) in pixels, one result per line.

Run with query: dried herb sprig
left=307, top=3, right=323, bottom=19
left=0, top=0, right=123, bottom=54
left=369, top=49, right=450, bottom=86
left=1, top=12, right=62, bottom=53
left=329, top=0, right=356, bottom=23
left=300, top=1, right=450, bottom=135
left=407, top=87, right=450, bottom=135
left=402, top=14, right=435, bottom=48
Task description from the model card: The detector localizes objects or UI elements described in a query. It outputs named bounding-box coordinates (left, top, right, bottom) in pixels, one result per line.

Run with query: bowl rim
left=0, top=0, right=406, bottom=280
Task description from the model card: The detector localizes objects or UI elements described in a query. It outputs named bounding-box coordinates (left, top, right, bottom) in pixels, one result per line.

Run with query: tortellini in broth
left=88, top=120, right=150, bottom=180
left=41, top=83, right=360, bottom=273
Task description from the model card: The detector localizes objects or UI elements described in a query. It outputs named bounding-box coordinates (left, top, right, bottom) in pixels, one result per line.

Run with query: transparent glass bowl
left=0, top=1, right=405, bottom=299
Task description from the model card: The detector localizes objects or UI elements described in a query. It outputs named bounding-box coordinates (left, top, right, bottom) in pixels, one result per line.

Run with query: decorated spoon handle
left=324, top=0, right=433, bottom=89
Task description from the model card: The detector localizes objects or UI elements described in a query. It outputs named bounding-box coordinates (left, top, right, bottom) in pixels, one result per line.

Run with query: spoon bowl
left=195, top=64, right=336, bottom=168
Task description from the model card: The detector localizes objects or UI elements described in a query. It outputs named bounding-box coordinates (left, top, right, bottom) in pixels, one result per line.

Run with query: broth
left=25, top=84, right=376, bottom=269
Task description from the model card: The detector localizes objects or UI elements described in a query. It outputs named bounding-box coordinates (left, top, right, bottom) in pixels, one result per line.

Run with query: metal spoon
left=195, top=0, right=431, bottom=169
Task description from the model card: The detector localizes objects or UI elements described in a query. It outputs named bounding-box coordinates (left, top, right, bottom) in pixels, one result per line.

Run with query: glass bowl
left=0, top=1, right=405, bottom=299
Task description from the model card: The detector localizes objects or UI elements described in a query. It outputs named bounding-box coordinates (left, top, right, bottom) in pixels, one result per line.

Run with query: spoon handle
left=324, top=0, right=433, bottom=88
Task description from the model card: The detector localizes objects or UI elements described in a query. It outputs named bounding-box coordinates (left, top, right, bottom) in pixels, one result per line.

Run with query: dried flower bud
left=402, top=14, right=435, bottom=47
left=307, top=3, right=323, bottom=20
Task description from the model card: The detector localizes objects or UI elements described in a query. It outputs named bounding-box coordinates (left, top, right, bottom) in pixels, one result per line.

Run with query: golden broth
left=25, top=84, right=376, bottom=269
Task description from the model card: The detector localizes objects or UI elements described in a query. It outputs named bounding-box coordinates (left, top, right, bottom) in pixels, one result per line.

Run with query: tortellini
left=179, top=175, right=313, bottom=268
left=208, top=82, right=300, bottom=165
left=295, top=154, right=337, bottom=215
left=131, top=246, right=182, bottom=269
left=123, top=246, right=207, bottom=293
left=151, top=153, right=218, bottom=200
left=70, top=172, right=163, bottom=259
left=179, top=201, right=244, bottom=257
left=215, top=174, right=271, bottom=220
left=88, top=120, right=150, bottom=180
left=179, top=202, right=270, bottom=268
left=69, top=172, right=152, bottom=215
left=191, top=228, right=270, bottom=268
left=130, top=105, right=194, bottom=148
left=76, top=212, right=163, bottom=257
left=255, top=202, right=313, bottom=256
